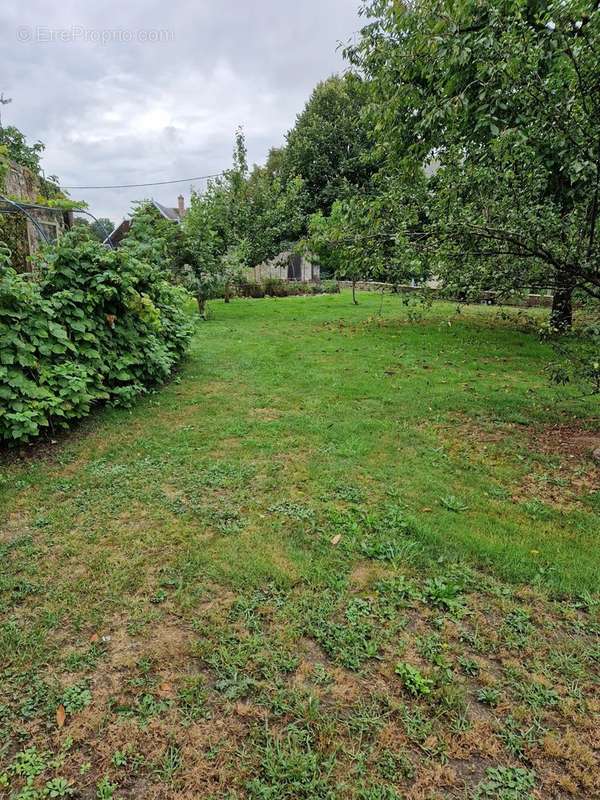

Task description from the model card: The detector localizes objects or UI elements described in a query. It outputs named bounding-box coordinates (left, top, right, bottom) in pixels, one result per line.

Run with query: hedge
left=0, top=228, right=192, bottom=443
left=237, top=278, right=340, bottom=299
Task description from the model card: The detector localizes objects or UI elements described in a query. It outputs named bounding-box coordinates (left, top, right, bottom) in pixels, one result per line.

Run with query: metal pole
left=0, top=193, right=51, bottom=243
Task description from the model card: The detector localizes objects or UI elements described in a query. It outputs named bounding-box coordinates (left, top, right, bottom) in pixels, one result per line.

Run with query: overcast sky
left=1, top=1, right=363, bottom=224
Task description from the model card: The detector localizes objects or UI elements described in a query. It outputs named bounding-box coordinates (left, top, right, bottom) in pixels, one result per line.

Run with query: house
left=104, top=195, right=186, bottom=248
left=0, top=160, right=74, bottom=271
left=246, top=250, right=320, bottom=283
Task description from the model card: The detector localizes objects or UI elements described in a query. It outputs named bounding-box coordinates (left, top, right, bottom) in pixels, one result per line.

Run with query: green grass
left=0, top=291, right=598, bottom=799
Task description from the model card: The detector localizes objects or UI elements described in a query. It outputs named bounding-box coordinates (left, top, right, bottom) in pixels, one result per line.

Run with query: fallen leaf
left=330, top=534, right=342, bottom=546
left=90, top=633, right=99, bottom=643
left=421, top=507, right=433, bottom=513
left=56, top=705, right=66, bottom=729
left=158, top=682, right=173, bottom=696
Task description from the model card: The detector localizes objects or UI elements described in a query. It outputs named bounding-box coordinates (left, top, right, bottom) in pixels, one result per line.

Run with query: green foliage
left=478, top=687, right=501, bottom=707
left=474, top=766, right=536, bottom=800
left=61, top=682, right=92, bottom=714
left=182, top=128, right=306, bottom=316
left=348, top=0, right=600, bottom=329
left=0, top=211, right=29, bottom=271
left=543, top=316, right=600, bottom=394
left=178, top=676, right=209, bottom=722
left=304, top=180, right=427, bottom=294
left=422, top=577, right=465, bottom=613
left=439, top=494, right=469, bottom=512
left=0, top=225, right=192, bottom=442
left=282, top=74, right=380, bottom=215
left=394, top=662, right=434, bottom=696
left=0, top=126, right=45, bottom=174
left=73, top=218, right=114, bottom=242
left=96, top=776, right=117, bottom=799
left=247, top=727, right=336, bottom=799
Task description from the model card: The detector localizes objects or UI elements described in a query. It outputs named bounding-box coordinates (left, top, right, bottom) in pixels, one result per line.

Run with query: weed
left=61, top=682, right=92, bottom=714
left=346, top=699, right=386, bottom=738
left=374, top=575, right=420, bottom=604
left=18, top=676, right=58, bottom=721
left=246, top=727, right=336, bottom=799
left=503, top=609, right=534, bottom=647
left=311, top=664, right=334, bottom=686
left=395, top=662, right=434, bottom=696
left=478, top=687, right=501, bottom=707
left=178, top=676, right=210, bottom=722
left=314, top=618, right=380, bottom=670
left=154, top=743, right=182, bottom=784
left=359, top=508, right=420, bottom=563
left=112, top=692, right=171, bottom=725
left=356, top=785, right=403, bottom=800
left=376, top=749, right=415, bottom=781
left=499, top=716, right=546, bottom=757
left=11, top=747, right=47, bottom=779
left=214, top=670, right=257, bottom=700
left=96, top=776, right=117, bottom=799
left=269, top=502, right=315, bottom=522
left=200, top=461, right=253, bottom=488
left=44, top=777, right=74, bottom=797
left=111, top=750, right=128, bottom=768
left=423, top=577, right=464, bottom=613
left=474, top=766, right=536, bottom=799
left=440, top=494, right=469, bottom=512
left=63, top=644, right=104, bottom=672
left=515, top=680, right=559, bottom=710
left=208, top=508, right=244, bottom=534
left=458, top=656, right=480, bottom=676
left=331, top=485, right=365, bottom=504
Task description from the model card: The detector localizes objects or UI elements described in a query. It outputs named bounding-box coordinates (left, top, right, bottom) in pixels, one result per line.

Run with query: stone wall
left=0, top=160, right=72, bottom=271
left=4, top=161, right=39, bottom=201
left=246, top=250, right=320, bottom=283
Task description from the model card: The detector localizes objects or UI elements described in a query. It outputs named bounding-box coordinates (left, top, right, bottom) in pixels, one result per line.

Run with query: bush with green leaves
left=0, top=227, right=192, bottom=443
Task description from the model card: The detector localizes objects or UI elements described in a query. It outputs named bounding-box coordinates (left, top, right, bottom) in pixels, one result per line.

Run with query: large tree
left=282, top=73, right=381, bottom=216
left=182, top=129, right=305, bottom=314
left=348, top=0, right=600, bottom=328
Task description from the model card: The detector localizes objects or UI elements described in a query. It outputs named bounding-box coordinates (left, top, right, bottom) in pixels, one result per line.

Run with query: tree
left=89, top=217, right=115, bottom=242
left=348, top=0, right=600, bottom=329
left=182, top=128, right=307, bottom=315
left=0, top=125, right=45, bottom=175
left=304, top=165, right=429, bottom=303
left=305, top=195, right=388, bottom=304
left=282, top=73, right=381, bottom=216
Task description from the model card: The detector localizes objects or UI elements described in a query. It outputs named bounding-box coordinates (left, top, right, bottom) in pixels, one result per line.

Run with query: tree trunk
left=550, top=286, right=573, bottom=331
left=196, top=294, right=207, bottom=320
left=352, top=280, right=358, bottom=305
left=224, top=282, right=231, bottom=303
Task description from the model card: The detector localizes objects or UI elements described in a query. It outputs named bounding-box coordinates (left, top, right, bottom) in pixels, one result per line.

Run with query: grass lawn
left=1, top=291, right=598, bottom=799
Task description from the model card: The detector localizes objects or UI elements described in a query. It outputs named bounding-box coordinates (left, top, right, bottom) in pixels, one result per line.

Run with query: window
left=38, top=222, right=59, bottom=242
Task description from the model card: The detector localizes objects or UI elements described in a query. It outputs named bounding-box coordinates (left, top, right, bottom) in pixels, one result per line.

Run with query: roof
left=152, top=200, right=182, bottom=222
left=103, top=219, right=131, bottom=247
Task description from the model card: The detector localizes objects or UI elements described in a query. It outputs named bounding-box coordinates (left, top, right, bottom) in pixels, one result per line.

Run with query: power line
left=61, top=171, right=226, bottom=190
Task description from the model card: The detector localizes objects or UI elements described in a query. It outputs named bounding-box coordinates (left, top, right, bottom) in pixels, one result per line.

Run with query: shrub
left=310, top=280, right=340, bottom=295
left=238, top=281, right=266, bottom=298
left=0, top=228, right=192, bottom=443
left=235, top=279, right=338, bottom=299
left=263, top=277, right=288, bottom=297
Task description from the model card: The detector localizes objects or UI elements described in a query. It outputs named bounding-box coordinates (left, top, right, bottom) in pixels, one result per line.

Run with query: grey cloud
left=0, top=0, right=362, bottom=221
